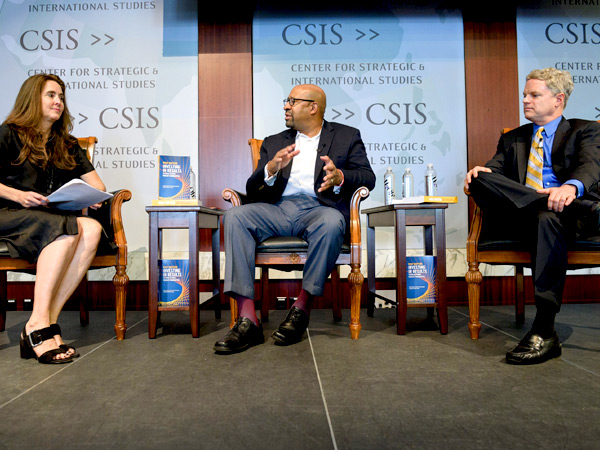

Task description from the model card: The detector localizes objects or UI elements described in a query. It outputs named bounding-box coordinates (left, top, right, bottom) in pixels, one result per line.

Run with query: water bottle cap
left=427, top=163, right=433, bottom=168
left=405, top=168, right=411, bottom=172
left=386, top=166, right=392, bottom=171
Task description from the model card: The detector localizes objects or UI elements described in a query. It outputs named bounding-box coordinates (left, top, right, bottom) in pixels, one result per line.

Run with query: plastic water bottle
left=402, top=168, right=414, bottom=198
left=189, top=168, right=197, bottom=199
left=424, top=163, right=438, bottom=196
left=383, top=167, right=396, bottom=205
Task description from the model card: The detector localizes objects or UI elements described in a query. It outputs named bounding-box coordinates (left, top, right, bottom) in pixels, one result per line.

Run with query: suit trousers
left=469, top=172, right=579, bottom=313
left=224, top=194, right=347, bottom=299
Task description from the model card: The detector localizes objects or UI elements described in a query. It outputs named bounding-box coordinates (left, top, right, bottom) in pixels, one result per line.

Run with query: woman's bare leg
left=26, top=217, right=101, bottom=360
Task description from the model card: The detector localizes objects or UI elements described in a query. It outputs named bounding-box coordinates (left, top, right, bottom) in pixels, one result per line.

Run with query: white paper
left=47, top=179, right=113, bottom=210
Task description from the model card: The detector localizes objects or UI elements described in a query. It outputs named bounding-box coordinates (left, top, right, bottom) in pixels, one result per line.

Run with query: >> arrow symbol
left=78, top=113, right=88, bottom=124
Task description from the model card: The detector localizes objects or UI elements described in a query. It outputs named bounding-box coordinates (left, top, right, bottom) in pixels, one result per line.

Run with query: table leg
left=367, top=224, right=376, bottom=317
left=423, top=225, right=435, bottom=321
left=148, top=213, right=159, bottom=339
left=395, top=210, right=407, bottom=335
left=436, top=209, right=448, bottom=335
left=212, top=225, right=222, bottom=320
left=189, top=212, right=200, bottom=338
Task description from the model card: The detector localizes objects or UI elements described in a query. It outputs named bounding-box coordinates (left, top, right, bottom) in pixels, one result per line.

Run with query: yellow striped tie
left=526, top=127, right=544, bottom=190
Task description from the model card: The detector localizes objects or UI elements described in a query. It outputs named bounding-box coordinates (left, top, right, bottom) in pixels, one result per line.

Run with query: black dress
left=0, top=124, right=95, bottom=262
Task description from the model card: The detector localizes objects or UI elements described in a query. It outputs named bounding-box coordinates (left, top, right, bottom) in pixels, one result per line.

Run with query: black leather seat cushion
left=256, top=236, right=350, bottom=254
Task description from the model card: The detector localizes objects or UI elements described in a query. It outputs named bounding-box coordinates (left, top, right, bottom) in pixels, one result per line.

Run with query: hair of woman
left=3, top=73, right=77, bottom=170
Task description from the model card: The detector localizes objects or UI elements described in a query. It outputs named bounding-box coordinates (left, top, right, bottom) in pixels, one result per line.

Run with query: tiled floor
left=1, top=304, right=600, bottom=449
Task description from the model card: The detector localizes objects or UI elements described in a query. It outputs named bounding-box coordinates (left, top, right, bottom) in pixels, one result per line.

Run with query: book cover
left=157, top=155, right=191, bottom=201
left=158, top=259, right=190, bottom=307
left=406, top=256, right=437, bottom=304
left=392, top=195, right=458, bottom=205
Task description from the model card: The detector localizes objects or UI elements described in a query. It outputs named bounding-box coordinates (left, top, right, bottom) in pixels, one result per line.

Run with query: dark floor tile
left=1, top=305, right=600, bottom=449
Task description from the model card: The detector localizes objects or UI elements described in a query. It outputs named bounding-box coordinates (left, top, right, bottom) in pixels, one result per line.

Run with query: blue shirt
left=534, top=116, right=583, bottom=197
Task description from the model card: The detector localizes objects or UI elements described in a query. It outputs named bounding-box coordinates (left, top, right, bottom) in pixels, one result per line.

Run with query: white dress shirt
left=264, top=130, right=321, bottom=198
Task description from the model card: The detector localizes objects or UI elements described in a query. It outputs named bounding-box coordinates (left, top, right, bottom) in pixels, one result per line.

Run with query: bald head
left=292, top=84, right=326, bottom=118
left=284, top=84, right=327, bottom=136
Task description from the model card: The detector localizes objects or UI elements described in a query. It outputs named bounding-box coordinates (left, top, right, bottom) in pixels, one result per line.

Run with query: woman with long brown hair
left=0, top=74, right=106, bottom=364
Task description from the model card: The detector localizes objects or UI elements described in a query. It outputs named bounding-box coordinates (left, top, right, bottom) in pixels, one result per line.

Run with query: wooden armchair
left=222, top=138, right=370, bottom=339
left=0, top=137, right=132, bottom=340
left=465, top=124, right=600, bottom=340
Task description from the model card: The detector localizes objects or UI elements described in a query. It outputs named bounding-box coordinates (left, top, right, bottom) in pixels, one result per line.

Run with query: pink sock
left=291, top=290, right=314, bottom=315
left=236, top=296, right=259, bottom=325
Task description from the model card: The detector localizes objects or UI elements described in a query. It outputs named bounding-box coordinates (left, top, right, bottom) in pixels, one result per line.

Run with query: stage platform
left=1, top=304, right=600, bottom=449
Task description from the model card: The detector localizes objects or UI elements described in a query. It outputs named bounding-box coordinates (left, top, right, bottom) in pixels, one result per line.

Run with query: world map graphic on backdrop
left=252, top=6, right=468, bottom=249
left=0, top=1, right=198, bottom=269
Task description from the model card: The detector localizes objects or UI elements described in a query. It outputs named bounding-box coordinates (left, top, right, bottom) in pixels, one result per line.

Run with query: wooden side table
left=363, top=203, right=448, bottom=335
left=145, top=206, right=224, bottom=338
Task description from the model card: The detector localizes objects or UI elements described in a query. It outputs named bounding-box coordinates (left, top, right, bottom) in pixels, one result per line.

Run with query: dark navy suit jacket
left=246, top=120, right=376, bottom=226
left=485, top=117, right=600, bottom=200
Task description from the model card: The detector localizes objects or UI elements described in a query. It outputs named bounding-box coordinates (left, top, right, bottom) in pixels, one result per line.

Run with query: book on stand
left=152, top=155, right=201, bottom=206
left=406, top=256, right=437, bottom=304
left=392, top=195, right=458, bottom=205
left=158, top=259, right=190, bottom=307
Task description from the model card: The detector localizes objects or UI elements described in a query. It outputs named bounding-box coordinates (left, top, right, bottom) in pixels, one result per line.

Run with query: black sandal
left=49, top=324, right=80, bottom=358
left=20, top=326, right=74, bottom=364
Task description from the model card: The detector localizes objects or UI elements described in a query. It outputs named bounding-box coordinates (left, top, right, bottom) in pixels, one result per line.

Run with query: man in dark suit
left=214, top=84, right=376, bottom=354
left=465, top=68, right=600, bottom=365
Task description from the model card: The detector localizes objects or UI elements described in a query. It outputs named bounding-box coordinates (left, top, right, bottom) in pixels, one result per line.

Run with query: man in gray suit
left=214, top=84, right=376, bottom=354
left=465, top=68, right=600, bottom=365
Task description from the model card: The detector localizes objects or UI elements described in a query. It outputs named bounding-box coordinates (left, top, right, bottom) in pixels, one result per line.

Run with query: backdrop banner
left=517, top=2, right=600, bottom=123
left=252, top=5, right=468, bottom=248
left=0, top=0, right=198, bottom=277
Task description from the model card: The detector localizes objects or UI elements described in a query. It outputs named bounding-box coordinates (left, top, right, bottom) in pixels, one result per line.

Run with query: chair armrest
left=222, top=188, right=251, bottom=207
left=466, top=204, right=483, bottom=264
left=349, top=186, right=370, bottom=265
left=87, top=189, right=132, bottom=257
left=108, top=189, right=132, bottom=251
left=464, top=184, right=484, bottom=263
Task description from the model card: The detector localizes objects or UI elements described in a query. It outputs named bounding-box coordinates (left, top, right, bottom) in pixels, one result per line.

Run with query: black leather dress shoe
left=213, top=317, right=264, bottom=354
left=272, top=306, right=309, bottom=345
left=506, top=331, right=561, bottom=365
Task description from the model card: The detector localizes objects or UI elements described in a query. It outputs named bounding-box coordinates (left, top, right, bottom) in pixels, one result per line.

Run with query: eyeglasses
left=283, top=97, right=315, bottom=107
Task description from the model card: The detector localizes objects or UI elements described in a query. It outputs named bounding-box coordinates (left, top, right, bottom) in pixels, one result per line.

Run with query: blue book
left=406, top=256, right=437, bottom=304
left=158, top=259, right=190, bottom=307
left=157, top=155, right=191, bottom=201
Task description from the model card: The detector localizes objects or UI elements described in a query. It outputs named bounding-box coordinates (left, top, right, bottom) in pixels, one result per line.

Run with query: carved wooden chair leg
left=229, top=296, right=238, bottom=328
left=348, top=263, right=363, bottom=339
left=113, top=266, right=129, bottom=340
left=466, top=261, right=483, bottom=339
